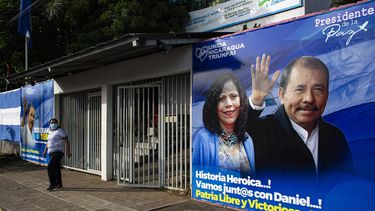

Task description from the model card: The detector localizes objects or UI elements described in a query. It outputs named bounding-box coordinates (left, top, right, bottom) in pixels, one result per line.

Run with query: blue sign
left=20, top=80, right=54, bottom=165
left=192, top=1, right=375, bottom=210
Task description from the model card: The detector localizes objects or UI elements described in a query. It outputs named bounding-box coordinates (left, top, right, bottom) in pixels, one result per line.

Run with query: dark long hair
left=202, top=73, right=249, bottom=142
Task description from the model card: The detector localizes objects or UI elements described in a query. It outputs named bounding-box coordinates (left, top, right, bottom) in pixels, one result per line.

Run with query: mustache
left=298, top=104, right=319, bottom=111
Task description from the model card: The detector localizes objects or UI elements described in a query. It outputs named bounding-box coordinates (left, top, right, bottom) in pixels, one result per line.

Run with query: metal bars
left=163, top=73, right=190, bottom=191
left=87, top=93, right=102, bottom=174
left=60, top=91, right=87, bottom=170
left=116, top=84, right=161, bottom=188
left=60, top=90, right=102, bottom=175
left=113, top=73, right=190, bottom=190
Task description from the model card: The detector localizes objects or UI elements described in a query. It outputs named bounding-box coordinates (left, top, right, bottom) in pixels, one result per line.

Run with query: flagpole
left=25, top=30, right=30, bottom=70
left=18, top=0, right=32, bottom=71
left=25, top=37, right=28, bottom=70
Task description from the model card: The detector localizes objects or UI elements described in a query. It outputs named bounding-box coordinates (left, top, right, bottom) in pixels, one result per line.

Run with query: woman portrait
left=192, top=72, right=255, bottom=177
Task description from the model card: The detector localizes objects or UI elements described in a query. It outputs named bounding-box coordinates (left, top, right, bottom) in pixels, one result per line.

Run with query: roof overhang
left=6, top=32, right=230, bottom=84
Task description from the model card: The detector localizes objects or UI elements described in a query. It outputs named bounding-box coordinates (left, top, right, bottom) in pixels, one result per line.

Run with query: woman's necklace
left=218, top=137, right=237, bottom=168
left=220, top=129, right=238, bottom=147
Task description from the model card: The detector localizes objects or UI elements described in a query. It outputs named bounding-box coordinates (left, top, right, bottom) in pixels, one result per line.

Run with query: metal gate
left=87, top=93, right=102, bottom=174
left=117, top=84, right=161, bottom=187
left=61, top=90, right=102, bottom=175
left=61, top=91, right=87, bottom=170
left=163, top=74, right=190, bottom=191
left=114, top=73, right=190, bottom=190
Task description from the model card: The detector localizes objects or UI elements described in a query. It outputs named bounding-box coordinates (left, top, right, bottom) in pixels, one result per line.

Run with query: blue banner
left=0, top=89, right=21, bottom=142
left=20, top=80, right=54, bottom=165
left=192, top=1, right=375, bottom=210
left=17, top=0, right=32, bottom=48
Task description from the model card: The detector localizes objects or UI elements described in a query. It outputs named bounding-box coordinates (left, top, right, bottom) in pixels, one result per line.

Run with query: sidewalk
left=0, top=155, right=229, bottom=211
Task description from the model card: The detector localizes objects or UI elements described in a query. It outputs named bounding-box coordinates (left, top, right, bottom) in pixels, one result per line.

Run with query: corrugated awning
left=7, top=32, right=229, bottom=84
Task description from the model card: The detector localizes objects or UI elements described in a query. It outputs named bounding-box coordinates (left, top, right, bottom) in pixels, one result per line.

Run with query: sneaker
left=55, top=184, right=63, bottom=189
left=47, top=185, right=55, bottom=191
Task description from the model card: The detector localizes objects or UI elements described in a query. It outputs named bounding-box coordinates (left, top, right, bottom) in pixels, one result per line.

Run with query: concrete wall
left=0, top=141, right=20, bottom=155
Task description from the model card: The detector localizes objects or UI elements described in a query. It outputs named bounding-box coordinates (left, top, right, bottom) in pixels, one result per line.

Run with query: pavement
left=0, top=154, right=230, bottom=211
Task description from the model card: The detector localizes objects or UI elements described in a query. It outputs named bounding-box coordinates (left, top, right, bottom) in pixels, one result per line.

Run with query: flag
left=17, top=0, right=32, bottom=48
left=0, top=89, right=21, bottom=142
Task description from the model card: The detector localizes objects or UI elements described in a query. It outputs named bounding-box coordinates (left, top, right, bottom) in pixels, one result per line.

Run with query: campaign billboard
left=192, top=1, right=375, bottom=210
left=20, top=80, right=54, bottom=165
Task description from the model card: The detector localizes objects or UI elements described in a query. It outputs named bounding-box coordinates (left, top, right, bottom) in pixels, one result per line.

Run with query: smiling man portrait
left=247, top=54, right=355, bottom=182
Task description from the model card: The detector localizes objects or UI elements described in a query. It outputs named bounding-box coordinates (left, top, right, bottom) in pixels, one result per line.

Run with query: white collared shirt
left=290, top=120, right=319, bottom=172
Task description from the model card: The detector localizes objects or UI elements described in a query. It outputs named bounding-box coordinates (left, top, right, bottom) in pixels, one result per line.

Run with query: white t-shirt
left=47, top=128, right=67, bottom=154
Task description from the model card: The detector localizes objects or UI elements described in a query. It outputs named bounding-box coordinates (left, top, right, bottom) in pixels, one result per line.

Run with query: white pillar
left=101, top=84, right=113, bottom=181
left=54, top=94, right=60, bottom=120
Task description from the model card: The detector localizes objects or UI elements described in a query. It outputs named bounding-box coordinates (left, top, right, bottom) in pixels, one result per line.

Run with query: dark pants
left=48, top=151, right=64, bottom=187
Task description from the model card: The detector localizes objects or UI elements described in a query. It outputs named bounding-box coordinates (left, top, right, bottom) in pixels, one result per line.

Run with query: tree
left=87, top=1, right=188, bottom=47
left=41, top=0, right=189, bottom=53
left=0, top=0, right=23, bottom=73
left=0, top=0, right=66, bottom=75
left=0, top=0, right=188, bottom=78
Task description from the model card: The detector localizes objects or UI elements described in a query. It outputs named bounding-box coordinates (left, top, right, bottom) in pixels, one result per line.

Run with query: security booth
left=6, top=33, right=228, bottom=191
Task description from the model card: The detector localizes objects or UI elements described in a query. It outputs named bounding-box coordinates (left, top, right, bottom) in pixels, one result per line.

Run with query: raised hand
left=21, top=96, right=28, bottom=127
left=22, top=96, right=28, bottom=113
left=251, top=54, right=280, bottom=106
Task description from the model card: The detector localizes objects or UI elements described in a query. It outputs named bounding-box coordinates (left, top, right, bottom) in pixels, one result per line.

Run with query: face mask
left=50, top=123, right=58, bottom=130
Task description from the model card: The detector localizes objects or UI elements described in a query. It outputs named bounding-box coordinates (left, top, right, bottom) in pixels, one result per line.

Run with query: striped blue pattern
left=0, top=89, right=21, bottom=142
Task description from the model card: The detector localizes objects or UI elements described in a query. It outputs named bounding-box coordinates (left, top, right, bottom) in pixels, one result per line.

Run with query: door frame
left=87, top=92, right=102, bottom=175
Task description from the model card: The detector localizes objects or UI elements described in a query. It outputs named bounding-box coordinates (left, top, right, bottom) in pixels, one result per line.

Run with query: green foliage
left=45, top=0, right=64, bottom=20
left=44, top=0, right=188, bottom=53
left=173, top=0, right=229, bottom=11
left=0, top=0, right=66, bottom=75
left=0, top=0, right=189, bottom=81
left=208, top=0, right=229, bottom=6
left=0, top=0, right=24, bottom=75
left=100, top=0, right=188, bottom=37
